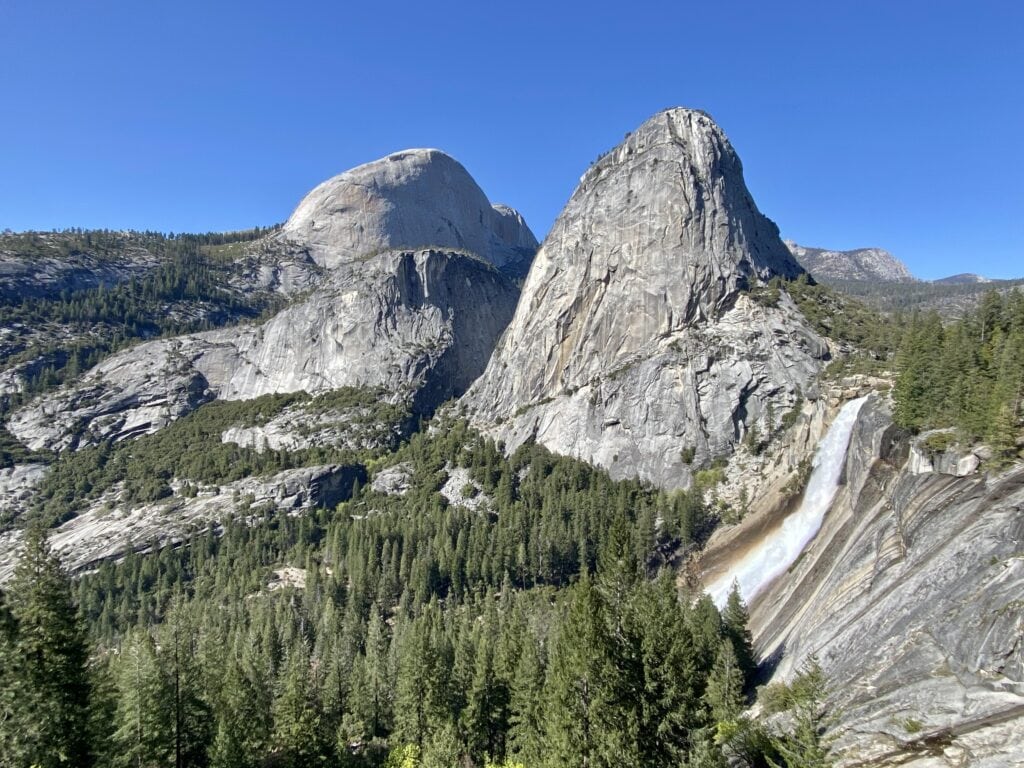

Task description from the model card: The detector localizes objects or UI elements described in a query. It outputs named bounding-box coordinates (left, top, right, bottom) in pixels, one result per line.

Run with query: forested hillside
left=0, top=227, right=288, bottom=419
left=0, top=419, right=838, bottom=768
left=892, top=290, right=1024, bottom=462
left=3, top=280, right=1021, bottom=767
left=2, top=202, right=1022, bottom=768
left=810, top=274, right=1024, bottom=317
left=778, top=279, right=1024, bottom=463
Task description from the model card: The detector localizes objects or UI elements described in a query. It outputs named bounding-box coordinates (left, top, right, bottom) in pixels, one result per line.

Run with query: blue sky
left=1, top=1, right=1021, bottom=279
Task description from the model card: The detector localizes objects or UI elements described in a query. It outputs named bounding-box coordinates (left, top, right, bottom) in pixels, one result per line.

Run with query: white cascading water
left=706, top=395, right=869, bottom=608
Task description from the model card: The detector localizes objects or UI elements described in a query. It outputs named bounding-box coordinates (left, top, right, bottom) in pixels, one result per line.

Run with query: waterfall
left=706, top=395, right=869, bottom=608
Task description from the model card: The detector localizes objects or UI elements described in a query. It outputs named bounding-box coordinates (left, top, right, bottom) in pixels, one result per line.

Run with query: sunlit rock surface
left=282, top=148, right=537, bottom=277
left=786, top=241, right=917, bottom=283
left=464, top=108, right=824, bottom=488
left=7, top=148, right=537, bottom=453
left=705, top=396, right=868, bottom=606
left=0, top=464, right=364, bottom=581
left=708, top=394, right=1024, bottom=766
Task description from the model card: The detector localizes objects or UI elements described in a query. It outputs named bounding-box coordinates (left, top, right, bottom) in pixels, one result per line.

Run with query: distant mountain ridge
left=784, top=239, right=1023, bottom=316
left=933, top=272, right=991, bottom=285
left=784, top=240, right=916, bottom=283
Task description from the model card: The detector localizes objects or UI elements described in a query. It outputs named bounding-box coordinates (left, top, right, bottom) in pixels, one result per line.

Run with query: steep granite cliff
left=464, top=108, right=825, bottom=488
left=7, top=151, right=534, bottom=453
left=701, top=394, right=1024, bottom=766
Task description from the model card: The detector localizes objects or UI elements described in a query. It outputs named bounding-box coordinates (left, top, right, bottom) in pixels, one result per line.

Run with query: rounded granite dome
left=282, top=149, right=537, bottom=274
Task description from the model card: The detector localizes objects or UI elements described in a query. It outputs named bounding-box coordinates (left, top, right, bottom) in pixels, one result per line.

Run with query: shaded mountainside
left=465, top=108, right=825, bottom=489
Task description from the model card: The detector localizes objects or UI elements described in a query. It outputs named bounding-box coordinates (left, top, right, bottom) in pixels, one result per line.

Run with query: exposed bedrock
left=464, top=107, right=824, bottom=488
left=732, top=395, right=1023, bottom=766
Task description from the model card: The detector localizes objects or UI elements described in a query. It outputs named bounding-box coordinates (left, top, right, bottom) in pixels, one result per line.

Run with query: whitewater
left=706, top=395, right=869, bottom=607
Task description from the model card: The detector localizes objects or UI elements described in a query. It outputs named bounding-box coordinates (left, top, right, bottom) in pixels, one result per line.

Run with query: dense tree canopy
left=0, top=417, right=837, bottom=767
left=892, top=290, right=1024, bottom=463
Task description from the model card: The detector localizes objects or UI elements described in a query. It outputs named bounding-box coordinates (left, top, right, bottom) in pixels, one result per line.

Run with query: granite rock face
left=7, top=337, right=217, bottom=452
left=220, top=401, right=406, bottom=456
left=0, top=463, right=48, bottom=525
left=464, top=108, right=824, bottom=488
left=0, top=233, right=160, bottom=303
left=7, top=148, right=535, bottom=454
left=205, top=248, right=520, bottom=412
left=0, top=464, right=364, bottom=580
left=9, top=248, right=520, bottom=452
left=734, top=396, right=1024, bottom=766
left=785, top=241, right=917, bottom=283
left=281, top=149, right=538, bottom=277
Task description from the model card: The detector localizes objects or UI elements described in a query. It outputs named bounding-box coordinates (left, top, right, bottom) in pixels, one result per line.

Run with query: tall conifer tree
left=5, top=527, right=93, bottom=768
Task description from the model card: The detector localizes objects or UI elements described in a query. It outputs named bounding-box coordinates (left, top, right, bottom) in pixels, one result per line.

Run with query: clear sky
left=1, top=1, right=1021, bottom=279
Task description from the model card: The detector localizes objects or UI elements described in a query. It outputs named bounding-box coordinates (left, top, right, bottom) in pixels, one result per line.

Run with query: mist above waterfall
left=706, top=396, right=869, bottom=607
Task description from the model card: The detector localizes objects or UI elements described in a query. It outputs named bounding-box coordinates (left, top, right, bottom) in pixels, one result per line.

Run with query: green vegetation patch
left=20, top=388, right=408, bottom=531
left=892, top=290, right=1024, bottom=465
left=0, top=227, right=285, bottom=415
left=785, top=274, right=899, bottom=356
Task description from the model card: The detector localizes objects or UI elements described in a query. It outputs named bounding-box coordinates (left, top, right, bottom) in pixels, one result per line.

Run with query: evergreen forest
left=0, top=422, right=832, bottom=768
left=0, top=227, right=286, bottom=420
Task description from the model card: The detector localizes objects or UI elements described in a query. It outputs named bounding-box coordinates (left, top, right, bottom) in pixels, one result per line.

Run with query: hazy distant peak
left=932, top=273, right=992, bottom=285
left=785, top=240, right=916, bottom=283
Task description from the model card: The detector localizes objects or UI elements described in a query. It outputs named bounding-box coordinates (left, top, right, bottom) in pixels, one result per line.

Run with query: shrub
left=922, top=431, right=954, bottom=455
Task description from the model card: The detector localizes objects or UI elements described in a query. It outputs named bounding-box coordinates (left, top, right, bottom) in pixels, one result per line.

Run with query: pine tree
left=462, top=623, right=509, bottom=763
left=722, top=583, right=756, bottom=689
left=421, top=719, right=461, bottom=768
left=687, top=593, right=723, bottom=673
left=771, top=657, right=835, bottom=768
left=4, top=527, right=93, bottom=768
left=634, top=575, right=701, bottom=766
left=348, top=604, right=392, bottom=740
left=158, top=598, right=212, bottom=768
left=393, top=606, right=447, bottom=749
left=686, top=728, right=728, bottom=768
left=703, top=640, right=745, bottom=725
left=893, top=312, right=945, bottom=429
left=112, top=630, right=173, bottom=768
left=272, top=638, right=325, bottom=768
left=543, top=573, right=618, bottom=768
left=507, top=631, right=545, bottom=766
left=988, top=329, right=1024, bottom=464
left=210, top=650, right=266, bottom=768
left=86, top=655, right=119, bottom=768
left=0, top=587, right=30, bottom=766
